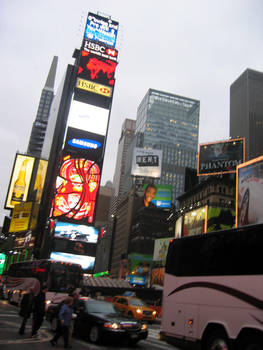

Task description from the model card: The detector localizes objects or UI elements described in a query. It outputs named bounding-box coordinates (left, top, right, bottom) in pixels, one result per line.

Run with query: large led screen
left=141, top=184, right=172, bottom=208
left=83, top=39, right=118, bottom=62
left=5, top=154, right=35, bottom=209
left=50, top=251, right=95, bottom=271
left=84, top=12, right=119, bottom=48
left=236, top=155, right=263, bottom=227
left=51, top=155, right=100, bottom=223
left=54, top=221, right=98, bottom=243
left=198, top=138, right=244, bottom=176
left=131, top=148, right=162, bottom=178
left=77, top=50, right=117, bottom=87
left=67, top=100, right=109, bottom=136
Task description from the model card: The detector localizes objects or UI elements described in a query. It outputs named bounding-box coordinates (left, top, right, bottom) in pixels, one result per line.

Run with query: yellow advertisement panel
left=5, top=154, right=35, bottom=209
left=76, top=78, right=112, bottom=97
left=33, top=159, right=48, bottom=203
left=9, top=202, right=33, bottom=232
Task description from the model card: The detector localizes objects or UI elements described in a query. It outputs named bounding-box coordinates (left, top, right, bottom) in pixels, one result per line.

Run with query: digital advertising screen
left=131, top=148, right=162, bottom=178
left=183, top=206, right=207, bottom=236
left=5, top=154, right=35, bottom=209
left=50, top=251, right=95, bottom=271
left=51, top=155, right=101, bottom=224
left=64, top=127, right=105, bottom=160
left=207, top=206, right=235, bottom=232
left=77, top=50, right=117, bottom=88
left=145, top=184, right=172, bottom=208
left=83, top=39, right=118, bottom=62
left=52, top=238, right=97, bottom=257
left=54, top=221, right=98, bottom=243
left=198, top=138, right=244, bottom=176
left=236, top=155, right=263, bottom=227
left=67, top=99, right=109, bottom=136
left=84, top=12, right=119, bottom=48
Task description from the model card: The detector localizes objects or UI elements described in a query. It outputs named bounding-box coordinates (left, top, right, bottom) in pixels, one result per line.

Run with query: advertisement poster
left=127, top=253, right=153, bottom=286
left=198, top=138, right=244, bottom=176
left=153, top=237, right=173, bottom=262
left=207, top=206, right=235, bottom=232
left=0, top=253, right=6, bottom=274
left=5, top=154, right=35, bottom=209
left=150, top=267, right=165, bottom=287
left=84, top=12, right=119, bottom=48
left=131, top=148, right=162, bottom=178
left=33, top=159, right=48, bottom=203
left=183, top=206, right=207, bottom=236
left=54, top=221, right=98, bottom=243
left=9, top=202, right=33, bottom=233
left=51, top=155, right=101, bottom=224
left=236, top=155, right=263, bottom=227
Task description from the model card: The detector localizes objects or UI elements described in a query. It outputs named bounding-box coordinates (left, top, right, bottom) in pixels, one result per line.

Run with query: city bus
left=5, top=259, right=83, bottom=305
left=159, top=223, right=263, bottom=350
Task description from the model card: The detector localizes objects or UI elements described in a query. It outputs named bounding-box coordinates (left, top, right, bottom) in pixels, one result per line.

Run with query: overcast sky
left=0, top=0, right=263, bottom=225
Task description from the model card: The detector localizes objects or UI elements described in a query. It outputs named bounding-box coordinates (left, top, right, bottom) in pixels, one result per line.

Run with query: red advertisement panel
left=51, top=156, right=100, bottom=223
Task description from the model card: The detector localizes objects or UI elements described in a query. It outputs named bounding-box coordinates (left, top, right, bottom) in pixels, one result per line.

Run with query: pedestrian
left=68, top=291, right=80, bottom=347
left=50, top=296, right=73, bottom=349
left=31, top=283, right=48, bottom=337
left=18, top=287, right=35, bottom=335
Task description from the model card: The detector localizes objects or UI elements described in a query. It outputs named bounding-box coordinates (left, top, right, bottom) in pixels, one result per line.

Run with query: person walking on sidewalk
left=31, top=283, right=48, bottom=337
left=50, top=296, right=73, bottom=349
left=18, top=287, right=35, bottom=335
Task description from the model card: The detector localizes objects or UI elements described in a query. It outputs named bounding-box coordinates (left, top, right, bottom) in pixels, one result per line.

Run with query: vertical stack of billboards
left=4, top=154, right=48, bottom=267
left=49, top=13, right=119, bottom=273
left=175, top=138, right=245, bottom=237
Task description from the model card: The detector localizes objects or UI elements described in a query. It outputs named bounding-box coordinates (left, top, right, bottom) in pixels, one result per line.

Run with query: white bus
left=160, top=223, right=263, bottom=350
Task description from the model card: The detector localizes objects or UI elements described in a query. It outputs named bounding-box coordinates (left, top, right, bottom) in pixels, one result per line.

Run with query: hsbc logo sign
left=83, top=39, right=118, bottom=61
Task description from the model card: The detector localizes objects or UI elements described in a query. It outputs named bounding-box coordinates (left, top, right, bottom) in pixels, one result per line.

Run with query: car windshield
left=86, top=300, right=118, bottom=314
left=129, top=298, right=147, bottom=307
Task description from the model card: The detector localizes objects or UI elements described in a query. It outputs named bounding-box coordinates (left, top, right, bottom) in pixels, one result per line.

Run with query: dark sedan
left=73, top=298, right=148, bottom=345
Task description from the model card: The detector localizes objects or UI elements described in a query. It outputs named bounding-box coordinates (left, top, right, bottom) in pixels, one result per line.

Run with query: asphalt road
left=0, top=299, right=178, bottom=350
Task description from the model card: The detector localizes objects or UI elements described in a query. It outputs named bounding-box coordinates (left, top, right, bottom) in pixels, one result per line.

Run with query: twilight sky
left=0, top=0, right=263, bottom=225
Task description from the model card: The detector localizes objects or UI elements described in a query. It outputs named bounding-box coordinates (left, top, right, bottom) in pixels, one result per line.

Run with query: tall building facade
left=136, top=89, right=200, bottom=205
left=230, top=68, right=263, bottom=161
left=27, top=56, right=58, bottom=157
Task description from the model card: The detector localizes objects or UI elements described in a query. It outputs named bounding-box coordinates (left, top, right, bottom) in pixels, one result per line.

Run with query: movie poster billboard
left=51, top=154, right=101, bottom=224
left=236, top=155, right=263, bottom=227
left=198, top=138, right=244, bottom=176
left=84, top=12, right=119, bottom=48
left=131, top=148, right=162, bottom=178
left=206, top=206, right=235, bottom=232
left=153, top=237, right=173, bottom=262
left=5, top=154, right=35, bottom=209
left=150, top=267, right=165, bottom=288
left=183, top=206, right=207, bottom=236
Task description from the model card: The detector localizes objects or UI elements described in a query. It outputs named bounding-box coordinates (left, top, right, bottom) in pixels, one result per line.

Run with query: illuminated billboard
left=64, top=127, right=105, bottom=160
left=153, top=237, right=173, bottom=262
left=207, top=206, right=235, bottom=232
left=183, top=206, right=207, bottom=236
left=77, top=50, right=117, bottom=88
left=150, top=267, right=165, bottom=287
left=33, top=159, right=48, bottom=203
left=54, top=221, right=98, bottom=243
left=76, top=78, right=112, bottom=97
left=131, top=148, right=162, bottom=178
left=9, top=202, right=32, bottom=233
left=84, top=12, right=119, bottom=48
left=53, top=238, right=97, bottom=257
left=198, top=138, right=244, bottom=176
left=51, top=155, right=101, bottom=224
left=236, top=155, right=263, bottom=227
left=67, top=99, right=109, bottom=136
left=5, top=154, right=35, bottom=209
left=141, top=184, right=172, bottom=208
left=50, top=251, right=95, bottom=271
left=83, top=39, right=118, bottom=62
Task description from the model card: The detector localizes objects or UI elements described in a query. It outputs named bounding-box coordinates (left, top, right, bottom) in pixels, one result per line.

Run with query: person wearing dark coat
left=31, top=283, right=48, bottom=337
left=18, top=287, right=35, bottom=335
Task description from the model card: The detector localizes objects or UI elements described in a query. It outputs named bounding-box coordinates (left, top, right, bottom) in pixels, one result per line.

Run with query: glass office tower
left=136, top=89, right=200, bottom=205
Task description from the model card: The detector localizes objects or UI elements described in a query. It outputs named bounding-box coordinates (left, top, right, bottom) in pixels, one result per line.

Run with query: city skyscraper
left=230, top=68, right=263, bottom=161
left=27, top=56, right=58, bottom=157
left=136, top=89, right=200, bottom=205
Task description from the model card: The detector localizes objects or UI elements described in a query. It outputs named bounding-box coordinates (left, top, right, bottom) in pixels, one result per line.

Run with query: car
left=112, top=295, right=157, bottom=322
left=73, top=297, right=148, bottom=345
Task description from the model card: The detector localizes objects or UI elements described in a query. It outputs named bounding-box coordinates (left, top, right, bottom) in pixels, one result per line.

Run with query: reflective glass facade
left=136, top=89, right=200, bottom=205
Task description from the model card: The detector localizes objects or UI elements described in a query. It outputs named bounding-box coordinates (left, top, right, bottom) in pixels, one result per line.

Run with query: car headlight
left=45, top=300, right=51, bottom=305
left=141, top=323, right=148, bottom=330
left=152, top=310, right=157, bottom=316
left=104, top=322, right=121, bottom=329
left=136, top=308, right=142, bottom=314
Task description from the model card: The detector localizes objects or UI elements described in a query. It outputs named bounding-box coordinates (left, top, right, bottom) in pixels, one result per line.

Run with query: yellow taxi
left=112, top=295, right=157, bottom=322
